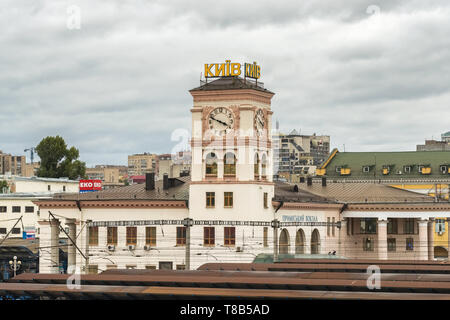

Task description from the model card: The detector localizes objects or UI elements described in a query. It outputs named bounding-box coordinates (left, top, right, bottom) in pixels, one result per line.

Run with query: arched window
left=254, top=153, right=260, bottom=177
left=205, top=152, right=218, bottom=177
left=279, top=229, right=290, bottom=255
left=261, top=153, right=267, bottom=178
left=311, top=229, right=321, bottom=254
left=224, top=152, right=236, bottom=176
left=295, top=229, right=306, bottom=254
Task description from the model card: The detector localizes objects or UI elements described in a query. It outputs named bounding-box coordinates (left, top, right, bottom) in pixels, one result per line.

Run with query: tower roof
left=190, top=76, right=274, bottom=94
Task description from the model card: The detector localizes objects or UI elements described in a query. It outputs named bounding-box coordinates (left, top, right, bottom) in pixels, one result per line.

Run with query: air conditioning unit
left=107, top=245, right=115, bottom=251
left=128, top=245, right=136, bottom=251
left=236, top=246, right=243, bottom=252
left=144, top=245, right=151, bottom=251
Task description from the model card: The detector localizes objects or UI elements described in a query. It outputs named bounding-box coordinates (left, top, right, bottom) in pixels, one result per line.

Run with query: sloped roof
left=274, top=181, right=336, bottom=203
left=321, top=150, right=450, bottom=179
left=294, top=180, right=435, bottom=203
left=190, top=76, right=273, bottom=94
left=51, top=176, right=190, bottom=201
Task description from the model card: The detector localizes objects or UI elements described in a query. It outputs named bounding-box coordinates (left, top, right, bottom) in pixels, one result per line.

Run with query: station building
left=33, top=73, right=450, bottom=274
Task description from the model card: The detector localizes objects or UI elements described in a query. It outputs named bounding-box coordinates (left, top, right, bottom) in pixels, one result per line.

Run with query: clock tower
left=189, top=76, right=275, bottom=222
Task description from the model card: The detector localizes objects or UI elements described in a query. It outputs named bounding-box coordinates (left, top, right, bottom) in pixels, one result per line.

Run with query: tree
left=36, top=136, right=87, bottom=180
left=0, top=180, right=8, bottom=193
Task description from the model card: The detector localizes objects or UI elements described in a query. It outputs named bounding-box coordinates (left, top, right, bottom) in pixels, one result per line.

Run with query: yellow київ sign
left=204, top=60, right=261, bottom=79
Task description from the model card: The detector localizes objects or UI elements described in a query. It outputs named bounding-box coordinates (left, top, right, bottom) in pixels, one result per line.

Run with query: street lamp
left=9, top=256, right=21, bottom=277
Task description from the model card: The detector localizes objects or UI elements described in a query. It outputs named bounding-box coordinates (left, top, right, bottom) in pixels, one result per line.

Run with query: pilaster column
left=377, top=219, right=388, bottom=260
left=218, top=159, right=224, bottom=179
left=38, top=219, right=60, bottom=274
left=339, top=219, right=347, bottom=257
left=417, top=219, right=429, bottom=261
left=65, top=219, right=77, bottom=272
left=428, top=218, right=435, bottom=260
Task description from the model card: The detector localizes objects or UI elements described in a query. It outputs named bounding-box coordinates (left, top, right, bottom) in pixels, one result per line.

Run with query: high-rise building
left=273, top=130, right=330, bottom=180
left=0, top=151, right=26, bottom=176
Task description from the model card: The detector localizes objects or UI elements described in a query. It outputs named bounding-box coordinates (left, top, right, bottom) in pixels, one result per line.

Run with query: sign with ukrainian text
left=204, top=60, right=261, bottom=79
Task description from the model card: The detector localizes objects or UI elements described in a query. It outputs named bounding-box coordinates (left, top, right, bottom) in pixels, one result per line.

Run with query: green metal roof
left=322, top=150, right=450, bottom=180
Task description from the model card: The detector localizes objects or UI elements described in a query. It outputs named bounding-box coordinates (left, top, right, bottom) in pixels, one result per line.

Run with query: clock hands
left=211, top=116, right=229, bottom=127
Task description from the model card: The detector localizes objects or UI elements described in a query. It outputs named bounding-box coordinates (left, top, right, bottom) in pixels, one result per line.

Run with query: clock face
left=208, top=107, right=234, bottom=135
left=254, top=109, right=265, bottom=135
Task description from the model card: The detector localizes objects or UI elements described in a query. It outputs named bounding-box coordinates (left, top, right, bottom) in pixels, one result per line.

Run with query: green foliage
left=36, top=136, right=86, bottom=180
left=0, top=180, right=8, bottom=193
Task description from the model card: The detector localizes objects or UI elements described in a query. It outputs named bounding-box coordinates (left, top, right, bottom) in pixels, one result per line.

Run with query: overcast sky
left=1, top=0, right=450, bottom=166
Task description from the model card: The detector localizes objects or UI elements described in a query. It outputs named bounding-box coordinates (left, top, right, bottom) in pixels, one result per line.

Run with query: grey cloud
left=1, top=0, right=450, bottom=166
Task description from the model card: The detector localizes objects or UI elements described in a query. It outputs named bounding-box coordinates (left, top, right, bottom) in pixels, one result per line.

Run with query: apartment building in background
left=127, top=153, right=158, bottom=176
left=417, top=131, right=450, bottom=151
left=0, top=151, right=26, bottom=176
left=274, top=130, right=330, bottom=181
left=157, top=152, right=191, bottom=180
left=86, top=165, right=127, bottom=189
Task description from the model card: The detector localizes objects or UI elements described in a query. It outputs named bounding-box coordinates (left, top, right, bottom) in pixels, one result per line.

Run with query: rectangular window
left=126, top=227, right=137, bottom=245
left=176, top=264, right=186, bottom=270
left=224, top=192, right=233, bottom=208
left=0, top=206, right=6, bottom=213
left=224, top=227, right=235, bottom=246
left=360, top=218, right=377, bottom=234
left=159, top=262, right=173, bottom=270
left=327, top=217, right=330, bottom=236
left=206, top=192, right=215, bottom=208
left=48, top=185, right=51, bottom=191
left=87, top=265, right=98, bottom=274
left=88, top=227, right=98, bottom=246
left=145, top=265, right=156, bottom=270
left=176, top=227, right=186, bottom=246
left=404, top=219, right=415, bottom=234
left=406, top=237, right=414, bottom=251
left=263, top=227, right=268, bottom=247
left=146, top=227, right=156, bottom=246
left=25, top=206, right=34, bottom=213
left=263, top=192, right=268, bottom=208
left=435, top=219, right=446, bottom=234
left=204, top=227, right=215, bottom=246
left=363, top=237, right=374, bottom=251
left=0, top=228, right=6, bottom=234
left=387, top=238, right=396, bottom=252
left=387, top=218, right=398, bottom=234
left=106, top=265, right=117, bottom=270
left=332, top=217, right=335, bottom=237
left=107, top=227, right=118, bottom=245
left=12, top=206, right=21, bottom=213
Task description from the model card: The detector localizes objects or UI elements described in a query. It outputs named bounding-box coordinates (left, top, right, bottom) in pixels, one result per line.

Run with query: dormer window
left=363, top=166, right=370, bottom=173
left=440, top=165, right=448, bottom=174
left=335, top=166, right=341, bottom=173
left=404, top=166, right=412, bottom=174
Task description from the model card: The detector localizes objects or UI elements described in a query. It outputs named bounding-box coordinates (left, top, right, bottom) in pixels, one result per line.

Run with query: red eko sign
left=79, top=180, right=102, bottom=192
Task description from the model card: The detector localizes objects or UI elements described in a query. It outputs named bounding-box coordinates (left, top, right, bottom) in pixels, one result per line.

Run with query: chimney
left=322, top=177, right=327, bottom=187
left=163, top=173, right=169, bottom=190
left=145, top=173, right=155, bottom=191
left=307, top=177, right=313, bottom=186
